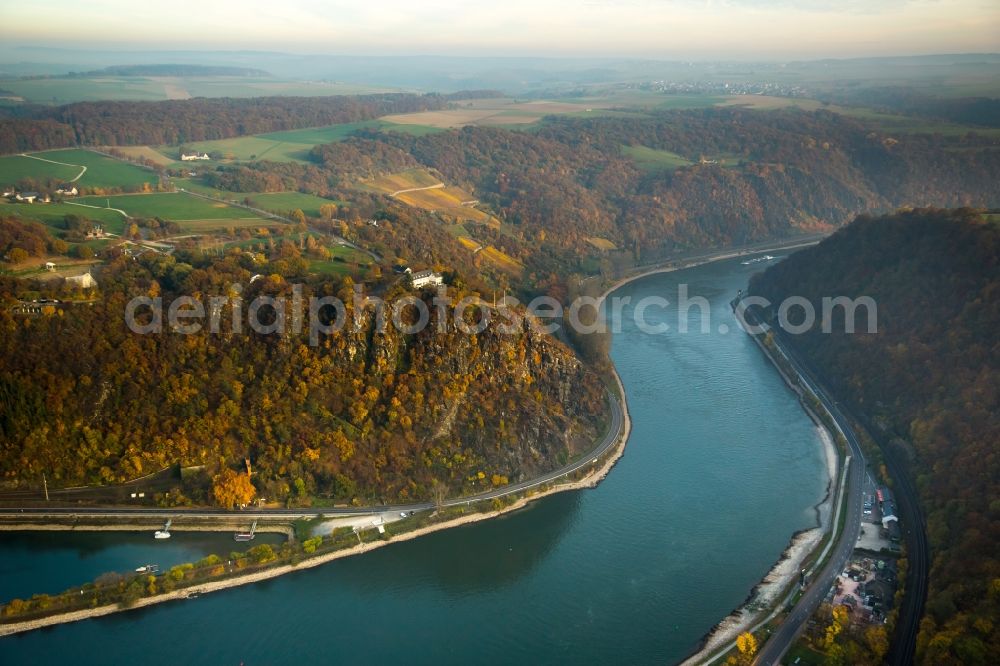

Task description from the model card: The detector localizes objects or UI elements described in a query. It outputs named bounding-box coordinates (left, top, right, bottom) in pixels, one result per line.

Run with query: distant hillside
left=0, top=93, right=448, bottom=152
left=350, top=109, right=1000, bottom=282
left=76, top=64, right=271, bottom=77
left=749, top=208, right=1000, bottom=665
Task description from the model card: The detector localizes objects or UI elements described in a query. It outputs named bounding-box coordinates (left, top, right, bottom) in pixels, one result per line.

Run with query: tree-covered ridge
left=748, top=208, right=1000, bottom=665
left=0, top=93, right=448, bottom=151
left=0, top=251, right=606, bottom=506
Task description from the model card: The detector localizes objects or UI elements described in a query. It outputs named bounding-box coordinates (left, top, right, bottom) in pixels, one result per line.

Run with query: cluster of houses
left=3, top=183, right=78, bottom=203
left=5, top=190, right=49, bottom=204
left=180, top=152, right=211, bottom=161
left=828, top=554, right=897, bottom=627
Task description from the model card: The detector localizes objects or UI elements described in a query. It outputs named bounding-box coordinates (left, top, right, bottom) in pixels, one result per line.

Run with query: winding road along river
left=0, top=255, right=830, bottom=665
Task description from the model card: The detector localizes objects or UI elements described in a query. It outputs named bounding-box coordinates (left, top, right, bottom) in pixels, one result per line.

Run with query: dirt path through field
left=19, top=153, right=87, bottom=182
left=389, top=182, right=444, bottom=197
left=63, top=200, right=128, bottom=217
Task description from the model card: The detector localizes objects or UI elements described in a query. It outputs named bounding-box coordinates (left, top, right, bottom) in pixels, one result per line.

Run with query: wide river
left=0, top=255, right=829, bottom=665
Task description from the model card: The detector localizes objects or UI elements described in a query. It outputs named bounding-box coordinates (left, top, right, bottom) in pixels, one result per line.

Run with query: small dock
left=234, top=520, right=257, bottom=542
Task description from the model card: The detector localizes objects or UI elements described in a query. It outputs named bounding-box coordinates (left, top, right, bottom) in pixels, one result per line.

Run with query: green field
left=168, top=119, right=442, bottom=164
left=0, top=154, right=81, bottom=187
left=1, top=201, right=127, bottom=234
left=309, top=244, right=373, bottom=276
left=0, top=149, right=158, bottom=191
left=621, top=145, right=695, bottom=172
left=168, top=136, right=312, bottom=163
left=75, top=192, right=266, bottom=226
left=174, top=179, right=340, bottom=218
left=245, top=192, right=341, bottom=217
left=41, top=150, right=158, bottom=189
left=171, top=179, right=231, bottom=197
left=0, top=77, right=171, bottom=105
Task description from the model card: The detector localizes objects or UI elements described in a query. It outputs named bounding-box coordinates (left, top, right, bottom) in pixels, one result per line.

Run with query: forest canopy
left=0, top=250, right=607, bottom=507
left=749, top=208, right=1000, bottom=665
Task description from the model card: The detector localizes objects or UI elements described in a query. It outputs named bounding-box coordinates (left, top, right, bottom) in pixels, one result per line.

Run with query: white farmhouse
left=411, top=270, right=444, bottom=289
left=181, top=152, right=211, bottom=161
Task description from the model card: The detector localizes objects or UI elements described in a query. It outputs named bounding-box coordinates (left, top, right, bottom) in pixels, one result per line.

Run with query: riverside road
left=753, top=332, right=866, bottom=666
left=0, top=388, right=624, bottom=521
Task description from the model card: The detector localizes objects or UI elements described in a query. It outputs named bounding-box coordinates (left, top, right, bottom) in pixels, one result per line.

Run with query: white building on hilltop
left=411, top=270, right=444, bottom=289
left=66, top=272, right=97, bottom=289
left=181, top=152, right=210, bottom=161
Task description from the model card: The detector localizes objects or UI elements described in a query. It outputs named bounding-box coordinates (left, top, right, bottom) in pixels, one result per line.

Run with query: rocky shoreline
left=676, top=293, right=842, bottom=665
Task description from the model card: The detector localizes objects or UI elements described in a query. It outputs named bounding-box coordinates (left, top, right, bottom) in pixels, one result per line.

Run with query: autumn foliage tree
left=212, top=468, right=256, bottom=509
left=727, top=632, right=758, bottom=666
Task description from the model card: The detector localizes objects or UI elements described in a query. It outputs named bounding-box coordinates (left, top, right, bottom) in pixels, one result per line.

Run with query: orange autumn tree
left=212, top=468, right=256, bottom=509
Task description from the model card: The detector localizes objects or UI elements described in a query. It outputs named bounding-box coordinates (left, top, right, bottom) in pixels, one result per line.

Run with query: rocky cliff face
left=339, top=303, right=606, bottom=488
left=0, top=283, right=607, bottom=504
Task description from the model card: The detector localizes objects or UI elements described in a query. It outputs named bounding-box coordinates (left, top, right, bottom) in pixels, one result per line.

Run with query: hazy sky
left=2, top=0, right=998, bottom=58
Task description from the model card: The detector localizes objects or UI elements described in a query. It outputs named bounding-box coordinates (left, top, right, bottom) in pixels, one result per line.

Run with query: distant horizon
left=3, top=0, right=998, bottom=61
left=4, top=45, right=1000, bottom=64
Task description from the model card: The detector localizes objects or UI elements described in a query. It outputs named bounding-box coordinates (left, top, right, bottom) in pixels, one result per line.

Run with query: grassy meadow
left=40, top=150, right=158, bottom=189
left=308, top=244, right=374, bottom=276
left=244, top=192, right=341, bottom=217
left=0, top=154, right=81, bottom=186
left=174, top=179, right=341, bottom=218
left=0, top=149, right=158, bottom=190
left=165, top=119, right=442, bottom=164
left=621, top=145, right=694, bottom=172
left=1, top=201, right=127, bottom=234
left=74, top=192, right=269, bottom=232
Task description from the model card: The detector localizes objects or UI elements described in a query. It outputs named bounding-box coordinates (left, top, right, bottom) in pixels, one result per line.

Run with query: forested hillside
left=0, top=93, right=447, bottom=151
left=748, top=209, right=1000, bottom=665
left=0, top=250, right=606, bottom=506
left=198, top=108, right=1000, bottom=294
left=389, top=110, right=1000, bottom=258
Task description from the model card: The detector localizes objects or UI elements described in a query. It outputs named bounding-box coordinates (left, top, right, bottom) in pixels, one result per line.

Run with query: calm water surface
left=0, top=255, right=829, bottom=665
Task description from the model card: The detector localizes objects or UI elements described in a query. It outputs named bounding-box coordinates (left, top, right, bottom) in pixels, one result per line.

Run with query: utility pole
left=42, top=473, right=49, bottom=501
